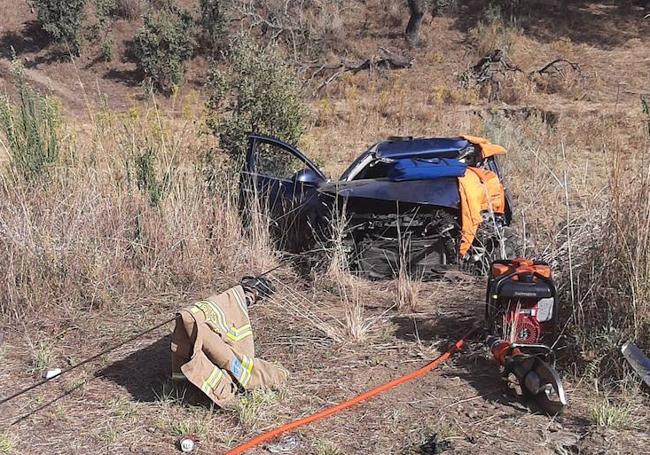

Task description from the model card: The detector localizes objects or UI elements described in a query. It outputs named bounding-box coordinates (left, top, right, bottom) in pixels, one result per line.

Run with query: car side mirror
left=292, top=168, right=324, bottom=186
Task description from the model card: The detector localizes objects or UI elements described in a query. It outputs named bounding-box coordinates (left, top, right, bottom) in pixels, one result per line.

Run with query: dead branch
left=460, top=49, right=522, bottom=90
left=303, top=49, right=413, bottom=93
left=530, top=58, right=581, bottom=77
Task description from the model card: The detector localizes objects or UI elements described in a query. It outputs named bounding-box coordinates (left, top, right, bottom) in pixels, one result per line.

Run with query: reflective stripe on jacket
left=171, top=285, right=289, bottom=406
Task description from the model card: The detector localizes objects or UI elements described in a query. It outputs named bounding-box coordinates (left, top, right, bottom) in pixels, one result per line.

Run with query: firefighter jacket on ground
left=171, top=285, right=289, bottom=407
left=458, top=166, right=506, bottom=257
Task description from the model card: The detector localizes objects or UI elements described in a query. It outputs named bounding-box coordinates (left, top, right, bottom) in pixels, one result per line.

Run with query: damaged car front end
left=240, top=134, right=515, bottom=279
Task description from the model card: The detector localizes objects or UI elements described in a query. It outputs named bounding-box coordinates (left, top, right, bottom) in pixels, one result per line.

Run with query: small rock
left=420, top=433, right=452, bottom=455
left=263, top=435, right=300, bottom=453
left=547, top=430, right=580, bottom=449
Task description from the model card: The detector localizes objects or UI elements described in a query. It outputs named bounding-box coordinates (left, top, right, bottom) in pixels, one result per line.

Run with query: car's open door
left=240, top=134, right=327, bottom=253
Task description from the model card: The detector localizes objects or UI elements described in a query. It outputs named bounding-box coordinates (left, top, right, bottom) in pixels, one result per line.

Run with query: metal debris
left=621, top=341, right=650, bottom=387
left=43, top=368, right=62, bottom=380
left=178, top=435, right=197, bottom=453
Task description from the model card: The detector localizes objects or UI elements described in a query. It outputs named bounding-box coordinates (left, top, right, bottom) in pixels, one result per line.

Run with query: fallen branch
left=531, top=58, right=581, bottom=77
left=303, top=49, right=414, bottom=93
left=461, top=49, right=522, bottom=87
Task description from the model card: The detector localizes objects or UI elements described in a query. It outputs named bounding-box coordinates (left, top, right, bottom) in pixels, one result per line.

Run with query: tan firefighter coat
left=171, top=285, right=289, bottom=406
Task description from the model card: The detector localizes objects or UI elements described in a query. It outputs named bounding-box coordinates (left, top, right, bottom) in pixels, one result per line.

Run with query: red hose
left=224, top=334, right=470, bottom=455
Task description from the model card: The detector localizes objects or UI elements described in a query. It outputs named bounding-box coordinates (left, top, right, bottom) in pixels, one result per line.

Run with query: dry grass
left=589, top=393, right=644, bottom=430
left=396, top=261, right=423, bottom=313
left=0, top=433, right=14, bottom=455
left=227, top=389, right=285, bottom=431
left=0, top=99, right=280, bottom=327
left=26, top=338, right=55, bottom=375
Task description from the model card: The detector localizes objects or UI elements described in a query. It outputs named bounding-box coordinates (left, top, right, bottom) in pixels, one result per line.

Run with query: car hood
left=318, top=178, right=460, bottom=209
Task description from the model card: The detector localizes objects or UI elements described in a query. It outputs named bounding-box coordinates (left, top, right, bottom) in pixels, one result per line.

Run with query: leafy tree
left=133, top=3, right=195, bottom=94
left=206, top=39, right=306, bottom=165
left=30, top=0, right=87, bottom=54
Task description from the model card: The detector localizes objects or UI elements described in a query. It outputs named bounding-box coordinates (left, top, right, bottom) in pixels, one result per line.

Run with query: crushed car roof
left=375, top=137, right=471, bottom=160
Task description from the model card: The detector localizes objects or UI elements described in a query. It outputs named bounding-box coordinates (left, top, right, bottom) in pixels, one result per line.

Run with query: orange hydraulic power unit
left=485, top=258, right=558, bottom=346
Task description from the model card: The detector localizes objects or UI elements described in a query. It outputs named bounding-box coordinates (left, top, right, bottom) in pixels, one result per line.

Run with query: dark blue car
left=241, top=133, right=515, bottom=278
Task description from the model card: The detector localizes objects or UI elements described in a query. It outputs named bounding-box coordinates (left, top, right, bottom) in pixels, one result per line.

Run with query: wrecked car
left=240, top=133, right=516, bottom=279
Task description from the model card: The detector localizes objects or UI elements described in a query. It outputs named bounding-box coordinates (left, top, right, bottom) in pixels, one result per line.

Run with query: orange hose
left=224, top=334, right=470, bottom=455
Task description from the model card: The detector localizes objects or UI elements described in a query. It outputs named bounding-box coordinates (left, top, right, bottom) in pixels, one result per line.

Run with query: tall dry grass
left=573, top=125, right=650, bottom=377
left=486, top=107, right=650, bottom=378
left=0, top=95, right=278, bottom=326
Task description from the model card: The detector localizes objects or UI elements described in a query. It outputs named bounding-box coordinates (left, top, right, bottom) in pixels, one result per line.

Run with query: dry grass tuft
left=26, top=338, right=55, bottom=375
left=589, top=395, right=641, bottom=429
left=469, top=17, right=528, bottom=63
left=396, top=265, right=423, bottom=313
left=314, top=439, right=345, bottom=455
left=0, top=433, right=14, bottom=455
left=337, top=273, right=373, bottom=342
left=228, top=389, right=284, bottom=432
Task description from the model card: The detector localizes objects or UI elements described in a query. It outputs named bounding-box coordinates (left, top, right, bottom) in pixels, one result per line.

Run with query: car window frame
left=247, top=134, right=326, bottom=183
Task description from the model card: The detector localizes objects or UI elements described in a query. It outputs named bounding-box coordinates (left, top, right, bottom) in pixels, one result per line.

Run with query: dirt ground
left=1, top=1, right=650, bottom=454
left=1, top=273, right=648, bottom=454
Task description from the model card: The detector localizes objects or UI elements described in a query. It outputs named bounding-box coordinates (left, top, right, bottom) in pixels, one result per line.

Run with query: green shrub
left=133, top=3, right=196, bottom=94
left=95, top=0, right=117, bottom=27
left=115, top=0, right=143, bottom=20
left=93, top=0, right=117, bottom=62
left=206, top=39, right=306, bottom=165
left=31, top=0, right=87, bottom=55
left=199, top=0, right=227, bottom=54
left=100, top=36, right=114, bottom=62
left=0, top=61, right=61, bottom=183
left=128, top=145, right=175, bottom=207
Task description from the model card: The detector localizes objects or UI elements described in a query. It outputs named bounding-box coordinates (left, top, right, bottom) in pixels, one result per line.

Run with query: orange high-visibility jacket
left=458, top=167, right=506, bottom=257
left=171, top=285, right=289, bottom=406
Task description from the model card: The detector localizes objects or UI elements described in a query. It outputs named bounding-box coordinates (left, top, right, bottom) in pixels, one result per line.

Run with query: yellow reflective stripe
left=206, top=301, right=230, bottom=332
left=201, top=367, right=223, bottom=395
left=239, top=355, right=253, bottom=387
left=194, top=301, right=230, bottom=334
left=194, top=299, right=253, bottom=340
left=241, top=355, right=254, bottom=373
left=238, top=367, right=251, bottom=387
left=231, top=287, right=248, bottom=316
left=208, top=367, right=223, bottom=387
left=240, top=370, right=251, bottom=387
left=226, top=329, right=253, bottom=342
left=230, top=324, right=251, bottom=334
left=225, top=323, right=252, bottom=341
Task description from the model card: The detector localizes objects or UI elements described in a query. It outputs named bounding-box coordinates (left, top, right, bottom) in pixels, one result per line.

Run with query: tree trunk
left=405, top=0, right=425, bottom=46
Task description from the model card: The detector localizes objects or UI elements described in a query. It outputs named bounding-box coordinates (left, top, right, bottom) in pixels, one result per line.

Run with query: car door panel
left=240, top=134, right=327, bottom=253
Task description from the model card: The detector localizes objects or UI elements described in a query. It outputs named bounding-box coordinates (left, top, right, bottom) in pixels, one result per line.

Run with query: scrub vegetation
left=0, top=0, right=648, bottom=454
